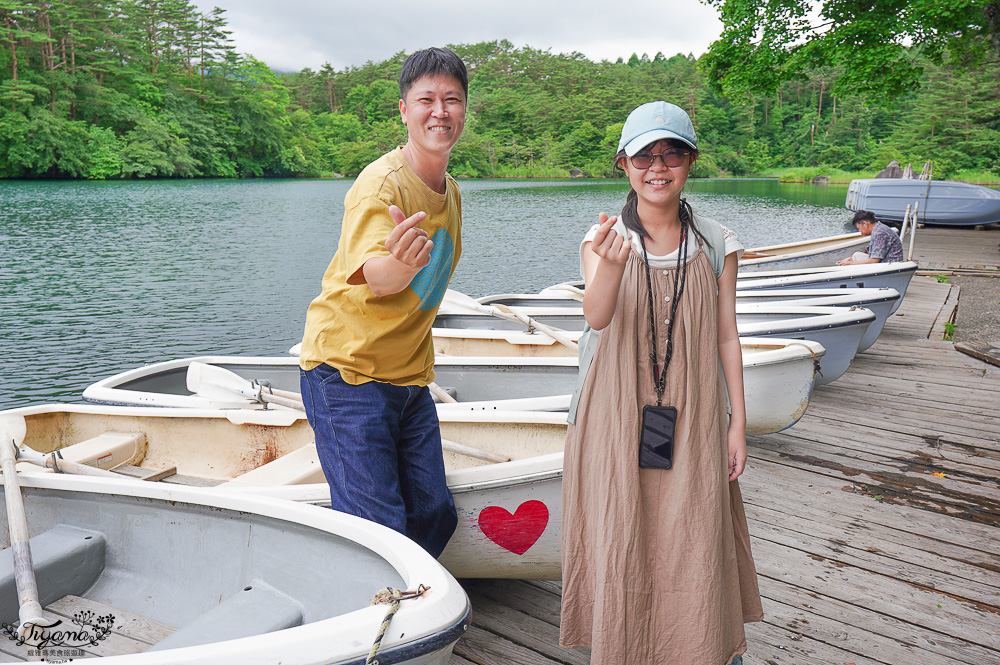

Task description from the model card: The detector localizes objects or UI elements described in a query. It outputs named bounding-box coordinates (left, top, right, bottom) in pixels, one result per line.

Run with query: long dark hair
left=613, top=140, right=710, bottom=248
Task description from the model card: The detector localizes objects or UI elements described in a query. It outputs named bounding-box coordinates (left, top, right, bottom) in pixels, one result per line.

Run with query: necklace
left=640, top=214, right=690, bottom=406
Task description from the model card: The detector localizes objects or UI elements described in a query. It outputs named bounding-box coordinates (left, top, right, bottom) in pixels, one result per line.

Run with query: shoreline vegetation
left=1, top=2, right=998, bottom=184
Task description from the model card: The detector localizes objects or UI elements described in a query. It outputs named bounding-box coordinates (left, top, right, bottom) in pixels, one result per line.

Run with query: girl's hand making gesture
left=590, top=213, right=631, bottom=264
left=582, top=213, right=632, bottom=330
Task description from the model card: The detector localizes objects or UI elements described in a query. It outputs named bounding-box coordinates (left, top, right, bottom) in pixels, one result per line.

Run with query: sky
left=189, top=0, right=724, bottom=72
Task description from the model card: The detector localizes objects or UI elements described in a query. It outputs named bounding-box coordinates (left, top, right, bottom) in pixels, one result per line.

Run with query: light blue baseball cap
left=617, top=101, right=697, bottom=156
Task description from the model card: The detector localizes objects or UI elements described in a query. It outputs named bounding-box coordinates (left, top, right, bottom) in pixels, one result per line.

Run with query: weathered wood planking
left=450, top=270, right=1000, bottom=665
left=2, top=596, right=178, bottom=662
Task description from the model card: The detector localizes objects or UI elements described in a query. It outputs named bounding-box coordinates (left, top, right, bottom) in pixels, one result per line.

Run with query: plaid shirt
left=867, top=222, right=904, bottom=262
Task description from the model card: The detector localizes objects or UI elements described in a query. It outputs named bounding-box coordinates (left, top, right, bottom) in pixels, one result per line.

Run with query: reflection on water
left=0, top=177, right=852, bottom=408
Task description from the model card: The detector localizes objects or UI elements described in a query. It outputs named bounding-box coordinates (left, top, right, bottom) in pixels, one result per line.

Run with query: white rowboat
left=738, top=231, right=870, bottom=272
left=82, top=338, right=824, bottom=434
left=0, top=447, right=469, bottom=663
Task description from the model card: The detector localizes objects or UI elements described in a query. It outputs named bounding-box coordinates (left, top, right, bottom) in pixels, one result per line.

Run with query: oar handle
left=258, top=384, right=303, bottom=403
left=492, top=304, right=578, bottom=351
left=428, top=382, right=457, bottom=404
left=258, top=392, right=305, bottom=411
left=545, top=283, right=585, bottom=299
left=0, top=442, right=46, bottom=637
left=441, top=439, right=509, bottom=464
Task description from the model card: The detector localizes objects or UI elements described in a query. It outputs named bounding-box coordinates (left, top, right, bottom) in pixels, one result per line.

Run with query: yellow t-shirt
left=299, top=148, right=462, bottom=385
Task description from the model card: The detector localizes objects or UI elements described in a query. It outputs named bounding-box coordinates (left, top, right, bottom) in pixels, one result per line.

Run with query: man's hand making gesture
left=361, top=205, right=434, bottom=296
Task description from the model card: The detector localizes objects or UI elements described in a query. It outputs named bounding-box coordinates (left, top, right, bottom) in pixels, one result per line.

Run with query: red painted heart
left=478, top=500, right=549, bottom=555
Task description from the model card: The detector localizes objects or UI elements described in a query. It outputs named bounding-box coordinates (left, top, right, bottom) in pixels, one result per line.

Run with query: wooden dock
left=451, top=227, right=1000, bottom=665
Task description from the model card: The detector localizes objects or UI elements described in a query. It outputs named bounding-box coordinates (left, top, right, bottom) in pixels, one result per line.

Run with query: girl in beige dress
left=560, top=101, right=763, bottom=665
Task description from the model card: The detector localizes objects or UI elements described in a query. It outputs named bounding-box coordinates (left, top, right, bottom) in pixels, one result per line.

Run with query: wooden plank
left=465, top=579, right=563, bottom=627
left=159, top=473, right=224, bottom=487
left=466, top=592, right=589, bottom=665
left=744, top=457, right=1000, bottom=563
left=0, top=646, right=24, bottom=662
left=839, top=361, right=1000, bottom=391
left=449, top=654, right=481, bottom=665
left=749, top=537, right=1000, bottom=650
left=812, top=383, right=998, bottom=421
left=930, top=282, right=960, bottom=341
left=805, top=394, right=1000, bottom=440
left=955, top=341, right=1000, bottom=368
left=757, top=578, right=997, bottom=665
left=831, top=373, right=1000, bottom=412
left=454, top=624, right=566, bottom=665
left=801, top=402, right=1000, bottom=450
left=745, top=617, right=887, bottom=665
left=742, top=473, right=1000, bottom=575
left=748, top=510, right=1000, bottom=607
left=747, top=498, right=1000, bottom=596
left=791, top=412, right=1000, bottom=468
left=774, top=418, right=1000, bottom=477
left=113, top=464, right=178, bottom=482
left=523, top=580, right=563, bottom=596
left=16, top=609, right=149, bottom=659
left=46, top=595, right=176, bottom=645
left=750, top=434, right=1000, bottom=522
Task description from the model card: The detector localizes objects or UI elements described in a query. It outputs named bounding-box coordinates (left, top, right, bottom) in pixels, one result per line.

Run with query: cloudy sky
left=189, top=0, right=724, bottom=72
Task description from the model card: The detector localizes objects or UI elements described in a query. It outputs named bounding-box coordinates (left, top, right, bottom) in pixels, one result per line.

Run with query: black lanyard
left=640, top=214, right=690, bottom=406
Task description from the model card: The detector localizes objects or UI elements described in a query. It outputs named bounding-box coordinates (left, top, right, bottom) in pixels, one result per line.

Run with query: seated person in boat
left=837, top=210, right=904, bottom=265
left=297, top=48, right=467, bottom=557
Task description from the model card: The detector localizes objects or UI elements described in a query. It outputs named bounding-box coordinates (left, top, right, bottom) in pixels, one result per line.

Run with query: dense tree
left=0, top=3, right=997, bottom=180
left=701, top=0, right=1000, bottom=101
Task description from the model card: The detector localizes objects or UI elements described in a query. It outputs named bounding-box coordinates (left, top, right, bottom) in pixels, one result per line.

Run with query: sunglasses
left=628, top=148, right=690, bottom=169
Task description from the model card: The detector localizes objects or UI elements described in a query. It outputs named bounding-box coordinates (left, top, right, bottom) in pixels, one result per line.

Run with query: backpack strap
left=692, top=213, right=727, bottom=279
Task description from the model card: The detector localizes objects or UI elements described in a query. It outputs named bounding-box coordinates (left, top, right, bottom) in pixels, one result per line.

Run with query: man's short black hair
left=852, top=210, right=877, bottom=226
left=399, top=48, right=468, bottom=100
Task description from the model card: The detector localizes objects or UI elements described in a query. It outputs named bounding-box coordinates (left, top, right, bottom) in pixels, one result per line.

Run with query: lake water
left=0, top=177, right=852, bottom=409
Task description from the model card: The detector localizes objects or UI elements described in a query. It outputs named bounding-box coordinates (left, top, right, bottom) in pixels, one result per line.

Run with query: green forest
left=1, top=1, right=998, bottom=181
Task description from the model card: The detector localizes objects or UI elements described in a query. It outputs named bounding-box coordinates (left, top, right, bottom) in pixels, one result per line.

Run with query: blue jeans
left=300, top=364, right=457, bottom=558
left=730, top=657, right=743, bottom=665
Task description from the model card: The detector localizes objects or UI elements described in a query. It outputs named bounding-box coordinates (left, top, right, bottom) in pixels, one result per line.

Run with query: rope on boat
left=365, top=584, right=430, bottom=665
left=789, top=341, right=823, bottom=377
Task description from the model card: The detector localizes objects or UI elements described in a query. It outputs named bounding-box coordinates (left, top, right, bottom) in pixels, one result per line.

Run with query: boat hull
left=736, top=261, right=917, bottom=312
left=738, top=232, right=870, bottom=272
left=846, top=178, right=1000, bottom=226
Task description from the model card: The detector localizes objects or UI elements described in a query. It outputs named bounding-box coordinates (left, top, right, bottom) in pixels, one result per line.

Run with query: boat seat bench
left=147, top=581, right=304, bottom=652
left=0, top=526, right=106, bottom=625
left=16, top=432, right=147, bottom=475
left=220, top=443, right=323, bottom=487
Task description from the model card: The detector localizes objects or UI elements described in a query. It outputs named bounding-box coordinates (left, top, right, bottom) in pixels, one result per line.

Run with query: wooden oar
left=186, top=362, right=304, bottom=411
left=542, top=283, right=585, bottom=301
left=14, top=447, right=123, bottom=478
left=441, top=290, right=579, bottom=351
left=0, top=415, right=46, bottom=640
left=427, top=382, right=457, bottom=404
left=441, top=438, right=509, bottom=463
left=186, top=363, right=507, bottom=462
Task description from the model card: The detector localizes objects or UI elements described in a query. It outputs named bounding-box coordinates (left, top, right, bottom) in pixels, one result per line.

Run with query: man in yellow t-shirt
left=298, top=48, right=467, bottom=558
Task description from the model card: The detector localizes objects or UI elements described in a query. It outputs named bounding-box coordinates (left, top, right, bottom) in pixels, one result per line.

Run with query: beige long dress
left=560, top=245, right=763, bottom=665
